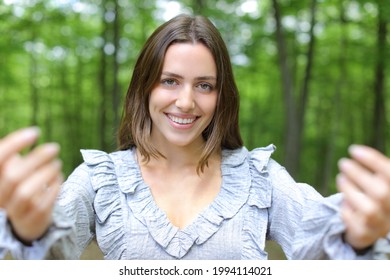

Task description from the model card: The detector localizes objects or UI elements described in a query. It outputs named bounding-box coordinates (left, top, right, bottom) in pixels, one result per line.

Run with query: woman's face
left=149, top=42, right=218, bottom=150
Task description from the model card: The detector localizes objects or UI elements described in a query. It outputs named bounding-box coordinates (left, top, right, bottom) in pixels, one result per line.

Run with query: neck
left=141, top=145, right=203, bottom=170
left=137, top=141, right=220, bottom=173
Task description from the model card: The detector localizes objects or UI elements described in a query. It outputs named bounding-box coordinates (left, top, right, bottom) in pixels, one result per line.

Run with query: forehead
left=162, top=43, right=217, bottom=77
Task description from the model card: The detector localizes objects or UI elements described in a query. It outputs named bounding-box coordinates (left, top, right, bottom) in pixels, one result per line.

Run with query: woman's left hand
left=337, top=145, right=390, bottom=250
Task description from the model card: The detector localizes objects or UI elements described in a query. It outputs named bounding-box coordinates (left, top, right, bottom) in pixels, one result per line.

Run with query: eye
left=196, top=82, right=214, bottom=92
left=161, top=78, right=178, bottom=87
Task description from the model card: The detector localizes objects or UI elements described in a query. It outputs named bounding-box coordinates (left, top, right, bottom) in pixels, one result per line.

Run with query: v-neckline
left=119, top=147, right=252, bottom=258
left=135, top=153, right=223, bottom=230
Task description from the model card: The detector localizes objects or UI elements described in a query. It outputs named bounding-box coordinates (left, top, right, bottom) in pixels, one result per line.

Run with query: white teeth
left=168, top=115, right=196, bottom=124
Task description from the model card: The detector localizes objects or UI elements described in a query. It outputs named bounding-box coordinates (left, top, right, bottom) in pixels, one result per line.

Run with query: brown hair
left=117, top=14, right=243, bottom=172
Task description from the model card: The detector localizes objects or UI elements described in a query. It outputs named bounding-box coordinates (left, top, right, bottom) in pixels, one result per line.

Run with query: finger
left=0, top=143, right=60, bottom=204
left=23, top=173, right=62, bottom=226
left=21, top=142, right=61, bottom=177
left=0, top=127, right=40, bottom=164
left=341, top=205, right=376, bottom=249
left=340, top=201, right=357, bottom=229
left=337, top=173, right=368, bottom=212
left=338, top=158, right=373, bottom=190
left=43, top=173, right=63, bottom=206
left=349, top=145, right=390, bottom=181
left=7, top=173, right=63, bottom=242
left=0, top=155, right=22, bottom=206
left=336, top=173, right=384, bottom=226
left=38, top=170, right=63, bottom=208
left=338, top=157, right=390, bottom=211
left=7, top=159, right=62, bottom=219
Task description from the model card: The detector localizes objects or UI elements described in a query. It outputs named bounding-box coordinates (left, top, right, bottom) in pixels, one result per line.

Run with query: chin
left=167, top=136, right=203, bottom=148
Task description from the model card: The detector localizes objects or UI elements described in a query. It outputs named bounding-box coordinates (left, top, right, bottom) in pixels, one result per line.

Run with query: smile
left=167, top=114, right=197, bottom=124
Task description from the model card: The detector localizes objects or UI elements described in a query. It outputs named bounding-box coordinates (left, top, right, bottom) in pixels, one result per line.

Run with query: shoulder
left=247, top=146, right=323, bottom=203
left=76, top=148, right=134, bottom=191
left=248, top=144, right=278, bottom=171
left=222, top=144, right=275, bottom=166
left=78, top=147, right=144, bottom=195
left=245, top=144, right=302, bottom=188
left=220, top=144, right=277, bottom=209
left=240, top=144, right=321, bottom=201
left=80, top=148, right=131, bottom=165
left=221, top=144, right=280, bottom=177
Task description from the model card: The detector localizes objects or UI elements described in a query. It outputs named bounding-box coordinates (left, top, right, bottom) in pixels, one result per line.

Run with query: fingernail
left=22, top=127, right=40, bottom=141
left=348, top=144, right=367, bottom=159
left=338, top=158, right=352, bottom=171
left=53, top=159, right=63, bottom=169
left=44, top=143, right=60, bottom=154
left=336, top=173, right=346, bottom=185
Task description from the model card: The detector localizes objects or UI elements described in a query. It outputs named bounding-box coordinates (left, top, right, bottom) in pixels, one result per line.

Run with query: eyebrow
left=161, top=71, right=217, bottom=81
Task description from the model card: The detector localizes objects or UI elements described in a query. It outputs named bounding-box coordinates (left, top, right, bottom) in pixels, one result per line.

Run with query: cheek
left=149, top=91, right=163, bottom=113
left=202, top=95, right=218, bottom=116
left=149, top=89, right=174, bottom=110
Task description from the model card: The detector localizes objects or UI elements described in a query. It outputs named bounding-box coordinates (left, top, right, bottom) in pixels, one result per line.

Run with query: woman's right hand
left=0, top=127, right=63, bottom=244
left=337, top=145, right=390, bottom=251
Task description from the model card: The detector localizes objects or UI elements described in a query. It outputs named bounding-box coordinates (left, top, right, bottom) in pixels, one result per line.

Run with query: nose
left=175, top=85, right=195, bottom=111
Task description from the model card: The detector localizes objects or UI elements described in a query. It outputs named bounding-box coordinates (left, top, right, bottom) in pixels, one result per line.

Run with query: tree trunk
left=29, top=32, right=39, bottom=127
left=272, top=0, right=317, bottom=178
left=272, top=0, right=299, bottom=176
left=298, top=0, right=317, bottom=140
left=371, top=4, right=387, bottom=153
left=112, top=0, right=120, bottom=139
left=318, top=4, right=346, bottom=195
left=192, top=0, right=206, bottom=14
left=99, top=3, right=109, bottom=151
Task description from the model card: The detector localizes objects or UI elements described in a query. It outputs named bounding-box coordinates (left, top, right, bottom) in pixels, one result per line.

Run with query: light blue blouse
left=1, top=145, right=389, bottom=259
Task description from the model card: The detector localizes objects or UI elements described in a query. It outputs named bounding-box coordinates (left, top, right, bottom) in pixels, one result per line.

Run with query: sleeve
left=257, top=156, right=390, bottom=260
left=0, top=205, right=79, bottom=259
left=0, top=151, right=101, bottom=260
left=373, top=234, right=390, bottom=260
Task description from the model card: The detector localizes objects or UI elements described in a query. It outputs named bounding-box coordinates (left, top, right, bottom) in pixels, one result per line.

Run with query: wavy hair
left=117, top=14, right=243, bottom=172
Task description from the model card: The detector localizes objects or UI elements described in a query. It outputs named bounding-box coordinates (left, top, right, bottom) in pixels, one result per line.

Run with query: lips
left=166, top=114, right=198, bottom=125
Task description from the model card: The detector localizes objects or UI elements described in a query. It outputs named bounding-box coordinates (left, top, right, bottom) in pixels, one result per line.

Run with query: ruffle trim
left=81, top=145, right=276, bottom=259
left=80, top=149, right=127, bottom=259
left=241, top=145, right=274, bottom=259
left=373, top=234, right=390, bottom=259
left=117, top=147, right=252, bottom=258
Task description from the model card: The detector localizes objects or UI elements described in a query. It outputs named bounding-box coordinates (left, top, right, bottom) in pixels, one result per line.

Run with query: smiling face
left=149, top=42, right=218, bottom=150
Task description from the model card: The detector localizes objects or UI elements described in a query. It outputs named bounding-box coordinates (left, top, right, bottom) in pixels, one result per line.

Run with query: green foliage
left=0, top=0, right=388, bottom=194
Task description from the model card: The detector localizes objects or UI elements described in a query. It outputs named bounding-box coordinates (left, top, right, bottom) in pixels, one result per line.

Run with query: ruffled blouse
left=1, top=145, right=389, bottom=259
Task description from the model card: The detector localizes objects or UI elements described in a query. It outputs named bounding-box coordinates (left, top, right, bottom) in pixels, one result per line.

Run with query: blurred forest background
left=0, top=0, right=389, bottom=259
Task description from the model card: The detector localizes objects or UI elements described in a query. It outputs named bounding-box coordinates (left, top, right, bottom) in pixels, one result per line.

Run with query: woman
left=1, top=14, right=390, bottom=259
